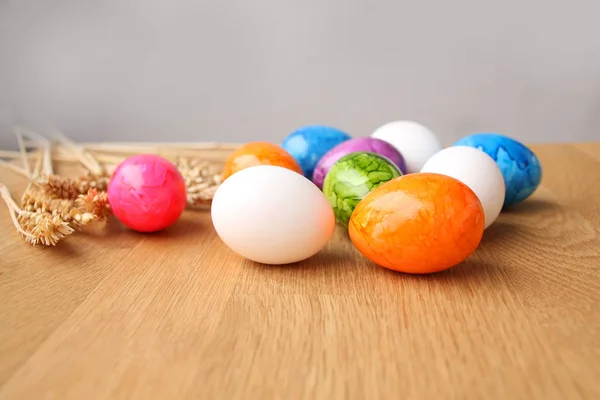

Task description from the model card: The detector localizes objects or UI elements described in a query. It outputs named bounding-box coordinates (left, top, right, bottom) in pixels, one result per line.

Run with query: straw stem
left=0, top=183, right=35, bottom=240
left=32, top=149, right=43, bottom=179
left=52, top=133, right=103, bottom=175
left=0, top=159, right=31, bottom=178
left=15, top=130, right=32, bottom=178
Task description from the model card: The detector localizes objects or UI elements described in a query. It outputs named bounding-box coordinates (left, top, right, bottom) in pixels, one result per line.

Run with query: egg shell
left=107, top=154, right=187, bottom=233
left=282, top=125, right=352, bottom=178
left=312, top=137, right=406, bottom=189
left=211, top=165, right=336, bottom=265
left=371, top=120, right=442, bottom=173
left=453, top=133, right=542, bottom=207
left=421, top=146, right=505, bottom=229
left=222, top=141, right=302, bottom=180
left=348, top=173, right=484, bottom=274
left=323, top=152, right=401, bottom=227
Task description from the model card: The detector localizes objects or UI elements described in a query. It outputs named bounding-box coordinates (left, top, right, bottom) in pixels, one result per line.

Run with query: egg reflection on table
left=211, top=165, right=335, bottom=265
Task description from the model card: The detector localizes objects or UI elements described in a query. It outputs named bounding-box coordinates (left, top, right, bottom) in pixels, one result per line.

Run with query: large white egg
left=211, top=165, right=336, bottom=265
left=421, top=146, right=505, bottom=229
left=371, top=120, right=443, bottom=173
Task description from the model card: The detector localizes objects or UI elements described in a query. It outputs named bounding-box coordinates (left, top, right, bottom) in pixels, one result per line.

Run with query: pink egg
left=107, top=154, right=187, bottom=232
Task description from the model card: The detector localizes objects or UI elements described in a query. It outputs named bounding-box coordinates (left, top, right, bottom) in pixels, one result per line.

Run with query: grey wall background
left=1, top=0, right=600, bottom=150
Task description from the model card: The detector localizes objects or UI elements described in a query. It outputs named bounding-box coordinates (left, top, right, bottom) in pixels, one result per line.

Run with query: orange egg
left=348, top=173, right=484, bottom=274
left=222, top=141, right=303, bottom=180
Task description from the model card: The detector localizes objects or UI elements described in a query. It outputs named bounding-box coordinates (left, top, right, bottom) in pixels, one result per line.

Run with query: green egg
left=323, top=151, right=402, bottom=227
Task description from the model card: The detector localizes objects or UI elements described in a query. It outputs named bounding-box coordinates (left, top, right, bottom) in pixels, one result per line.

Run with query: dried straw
left=53, top=133, right=104, bottom=176
left=0, top=128, right=114, bottom=246
left=15, top=130, right=32, bottom=178
left=176, top=158, right=223, bottom=209
left=1, top=128, right=238, bottom=246
left=30, top=175, right=81, bottom=200
left=17, top=210, right=75, bottom=246
left=2, top=179, right=111, bottom=246
left=0, top=184, right=37, bottom=241
left=0, top=160, right=30, bottom=178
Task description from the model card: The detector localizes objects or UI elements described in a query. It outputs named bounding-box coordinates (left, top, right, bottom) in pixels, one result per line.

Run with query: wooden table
left=0, top=143, right=599, bottom=399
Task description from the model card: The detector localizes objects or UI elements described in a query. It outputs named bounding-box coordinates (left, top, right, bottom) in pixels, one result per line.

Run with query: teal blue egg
left=282, top=125, right=351, bottom=178
left=453, top=133, right=542, bottom=207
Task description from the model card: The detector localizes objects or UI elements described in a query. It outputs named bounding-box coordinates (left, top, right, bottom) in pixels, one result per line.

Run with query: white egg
left=371, top=120, right=443, bottom=173
left=211, top=165, right=336, bottom=265
left=421, top=146, right=506, bottom=229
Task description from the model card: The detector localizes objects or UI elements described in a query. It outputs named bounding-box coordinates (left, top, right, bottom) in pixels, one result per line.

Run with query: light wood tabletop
left=0, top=142, right=599, bottom=399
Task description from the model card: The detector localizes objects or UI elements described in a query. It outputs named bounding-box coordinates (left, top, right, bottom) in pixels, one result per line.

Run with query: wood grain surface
left=0, top=143, right=599, bottom=400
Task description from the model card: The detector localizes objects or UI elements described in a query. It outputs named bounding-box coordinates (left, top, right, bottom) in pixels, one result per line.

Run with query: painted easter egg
left=282, top=125, right=351, bottom=178
left=211, top=165, right=335, bottom=265
left=323, top=152, right=401, bottom=227
left=222, top=141, right=302, bottom=180
left=371, top=120, right=442, bottom=173
left=312, top=137, right=406, bottom=189
left=421, top=146, right=505, bottom=229
left=453, top=133, right=542, bottom=207
left=348, top=173, right=484, bottom=274
left=107, top=154, right=187, bottom=232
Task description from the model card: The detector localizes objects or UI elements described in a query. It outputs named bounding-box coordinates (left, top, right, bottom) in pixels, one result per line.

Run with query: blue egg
left=453, top=133, right=542, bottom=207
left=282, top=125, right=352, bottom=178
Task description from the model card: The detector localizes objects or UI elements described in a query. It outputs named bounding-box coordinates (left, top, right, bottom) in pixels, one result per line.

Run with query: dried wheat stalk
left=75, top=188, right=111, bottom=222
left=30, top=175, right=80, bottom=200
left=0, top=128, right=114, bottom=246
left=0, top=180, right=111, bottom=246
left=21, top=182, right=109, bottom=225
left=15, top=130, right=32, bottom=178
left=0, top=159, right=30, bottom=178
left=76, top=173, right=110, bottom=193
left=0, top=183, right=74, bottom=246
left=24, top=173, right=110, bottom=201
left=176, top=157, right=222, bottom=209
left=17, top=210, right=75, bottom=246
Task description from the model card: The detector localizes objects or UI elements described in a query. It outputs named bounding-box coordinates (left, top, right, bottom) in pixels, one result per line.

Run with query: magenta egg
left=312, top=137, right=407, bottom=189
left=107, top=154, right=187, bottom=233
